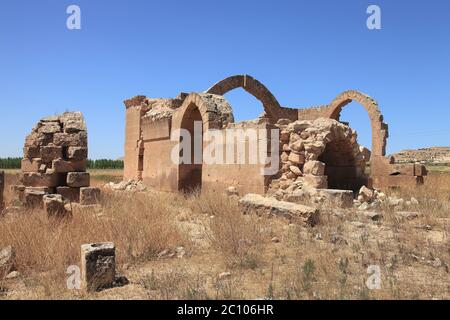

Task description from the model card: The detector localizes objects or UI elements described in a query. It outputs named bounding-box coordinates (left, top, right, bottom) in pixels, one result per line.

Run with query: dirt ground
left=1, top=169, right=449, bottom=300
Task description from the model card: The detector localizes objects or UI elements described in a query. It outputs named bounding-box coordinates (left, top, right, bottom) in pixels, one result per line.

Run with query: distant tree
left=0, top=157, right=22, bottom=169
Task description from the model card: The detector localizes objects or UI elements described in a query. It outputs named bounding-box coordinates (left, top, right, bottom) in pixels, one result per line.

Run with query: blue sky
left=0, top=0, right=449, bottom=159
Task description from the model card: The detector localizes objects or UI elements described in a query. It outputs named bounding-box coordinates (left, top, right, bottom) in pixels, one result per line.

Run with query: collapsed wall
left=270, top=117, right=371, bottom=195
left=12, top=112, right=100, bottom=214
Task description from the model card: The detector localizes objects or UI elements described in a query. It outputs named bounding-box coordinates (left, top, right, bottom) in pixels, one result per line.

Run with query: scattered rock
left=271, top=237, right=280, bottom=243
left=363, top=211, right=383, bottom=221
left=5, top=271, right=20, bottom=279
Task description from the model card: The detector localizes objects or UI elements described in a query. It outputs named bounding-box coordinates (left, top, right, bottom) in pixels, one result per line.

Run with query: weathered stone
left=22, top=172, right=60, bottom=187
left=289, top=139, right=304, bottom=153
left=0, top=171, right=4, bottom=213
left=60, top=112, right=86, bottom=133
left=52, top=159, right=86, bottom=173
left=21, top=158, right=42, bottom=172
left=56, top=186, right=80, bottom=202
left=67, top=147, right=88, bottom=160
left=303, top=175, right=328, bottom=189
left=40, top=145, right=63, bottom=162
left=239, top=193, right=319, bottom=226
left=23, top=146, right=41, bottom=159
left=53, top=131, right=87, bottom=147
left=24, top=187, right=54, bottom=208
left=288, top=152, right=305, bottom=165
left=38, top=122, right=61, bottom=134
left=317, top=189, right=354, bottom=209
left=303, top=161, right=325, bottom=176
left=43, top=194, right=67, bottom=218
left=80, top=187, right=101, bottom=205
left=289, top=165, right=302, bottom=176
left=0, top=246, right=15, bottom=279
left=81, top=242, right=116, bottom=292
left=358, top=186, right=374, bottom=202
left=67, top=172, right=90, bottom=188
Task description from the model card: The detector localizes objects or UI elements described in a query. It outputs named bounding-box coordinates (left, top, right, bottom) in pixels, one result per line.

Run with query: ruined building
left=12, top=112, right=100, bottom=214
left=123, top=75, right=427, bottom=195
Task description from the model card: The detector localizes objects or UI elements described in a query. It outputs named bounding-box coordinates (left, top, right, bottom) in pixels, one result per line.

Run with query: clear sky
left=0, top=0, right=449, bottom=159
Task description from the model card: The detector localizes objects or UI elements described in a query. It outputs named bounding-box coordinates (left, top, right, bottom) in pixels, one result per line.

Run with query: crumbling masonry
left=12, top=112, right=100, bottom=214
left=123, top=75, right=427, bottom=195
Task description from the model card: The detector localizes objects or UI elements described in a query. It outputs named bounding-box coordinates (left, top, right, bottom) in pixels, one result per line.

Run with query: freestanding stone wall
left=0, top=171, right=4, bottom=213
left=12, top=112, right=100, bottom=213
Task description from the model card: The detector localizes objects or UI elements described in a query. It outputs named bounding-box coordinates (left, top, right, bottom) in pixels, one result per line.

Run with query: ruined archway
left=325, top=90, right=388, bottom=158
left=206, top=75, right=297, bottom=122
left=172, top=93, right=234, bottom=192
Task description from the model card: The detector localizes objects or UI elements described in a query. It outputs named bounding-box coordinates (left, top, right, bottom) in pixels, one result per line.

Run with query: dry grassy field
left=1, top=169, right=449, bottom=300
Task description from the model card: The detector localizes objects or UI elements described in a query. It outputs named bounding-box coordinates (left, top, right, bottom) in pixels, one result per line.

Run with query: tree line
left=0, top=157, right=123, bottom=169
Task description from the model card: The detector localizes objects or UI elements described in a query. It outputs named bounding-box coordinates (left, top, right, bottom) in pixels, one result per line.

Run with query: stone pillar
left=0, top=171, right=5, bottom=213
left=81, top=242, right=115, bottom=292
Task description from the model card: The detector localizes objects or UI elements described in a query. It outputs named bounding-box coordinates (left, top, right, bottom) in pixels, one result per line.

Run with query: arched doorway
left=178, top=104, right=203, bottom=192
left=326, top=90, right=388, bottom=158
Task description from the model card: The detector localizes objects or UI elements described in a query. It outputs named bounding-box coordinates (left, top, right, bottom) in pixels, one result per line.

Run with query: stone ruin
left=11, top=112, right=100, bottom=216
left=122, top=74, right=428, bottom=197
left=0, top=171, right=4, bottom=213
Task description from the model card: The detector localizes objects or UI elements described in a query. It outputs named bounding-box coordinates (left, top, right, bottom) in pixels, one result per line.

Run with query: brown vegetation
left=0, top=170, right=449, bottom=300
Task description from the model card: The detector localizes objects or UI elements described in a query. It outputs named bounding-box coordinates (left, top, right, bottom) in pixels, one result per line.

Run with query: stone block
left=10, top=185, right=25, bottom=202
left=21, top=158, right=42, bottom=172
left=81, top=242, right=116, bottom=292
left=67, top=147, right=88, bottom=160
left=303, top=175, right=328, bottom=189
left=303, top=161, right=325, bottom=176
left=38, top=122, right=61, bottom=134
left=52, top=159, right=86, bottom=173
left=53, top=132, right=87, bottom=147
left=288, top=152, right=305, bottom=165
left=239, top=193, right=319, bottom=226
left=67, top=172, right=90, bottom=188
left=43, top=194, right=67, bottom=218
left=23, top=146, right=41, bottom=159
left=318, top=189, right=354, bottom=209
left=24, top=187, right=53, bottom=208
left=41, top=145, right=63, bottom=162
left=56, top=186, right=80, bottom=202
left=80, top=187, right=101, bottom=205
left=22, top=172, right=60, bottom=187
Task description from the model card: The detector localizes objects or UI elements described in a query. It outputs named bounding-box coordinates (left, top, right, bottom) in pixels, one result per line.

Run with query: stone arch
left=206, top=74, right=295, bottom=122
left=172, top=93, right=234, bottom=191
left=325, top=90, right=388, bottom=157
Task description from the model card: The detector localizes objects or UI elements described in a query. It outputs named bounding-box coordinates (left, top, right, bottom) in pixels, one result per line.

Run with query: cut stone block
left=23, top=146, right=40, bottom=159
left=52, top=159, right=86, bottom=173
left=67, top=172, right=90, bottom=188
left=317, top=189, right=354, bottom=209
left=40, top=145, right=63, bottom=162
left=81, top=242, right=115, bottom=292
left=43, top=194, right=67, bottom=218
left=56, top=186, right=80, bottom=202
left=53, top=132, right=87, bottom=147
left=24, top=187, right=53, bottom=208
left=38, top=122, right=61, bottom=134
left=239, top=193, right=319, bottom=226
left=22, top=172, right=60, bottom=187
left=80, top=187, right=101, bottom=205
left=67, top=147, right=88, bottom=160
left=21, top=158, right=42, bottom=172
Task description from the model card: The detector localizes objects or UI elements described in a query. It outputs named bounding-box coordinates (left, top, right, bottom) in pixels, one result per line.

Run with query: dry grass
left=1, top=169, right=449, bottom=300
